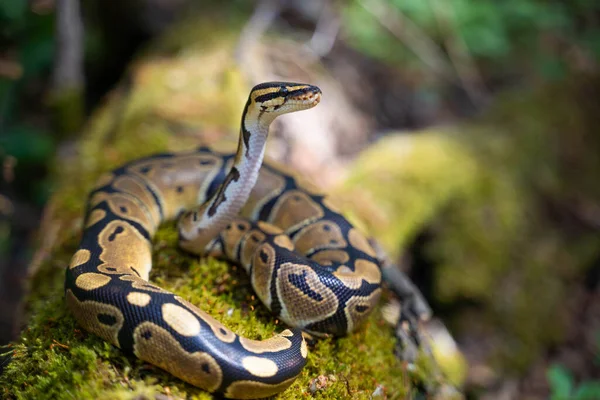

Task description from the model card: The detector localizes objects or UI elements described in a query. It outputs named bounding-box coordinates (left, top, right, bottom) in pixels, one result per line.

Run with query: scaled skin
left=64, top=83, right=382, bottom=398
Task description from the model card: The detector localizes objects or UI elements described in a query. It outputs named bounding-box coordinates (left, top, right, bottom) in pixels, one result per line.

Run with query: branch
left=428, top=0, right=489, bottom=106
left=357, top=0, right=455, bottom=82
left=52, top=0, right=84, bottom=92
left=51, top=0, right=85, bottom=136
left=235, top=0, right=286, bottom=69
left=308, top=1, right=341, bottom=57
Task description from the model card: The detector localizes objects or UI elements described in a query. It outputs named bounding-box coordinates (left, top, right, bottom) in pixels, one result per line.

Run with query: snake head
left=250, top=82, right=322, bottom=116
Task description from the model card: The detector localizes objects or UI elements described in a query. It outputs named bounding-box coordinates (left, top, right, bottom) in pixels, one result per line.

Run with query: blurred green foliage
left=548, top=363, right=600, bottom=400
left=547, top=318, right=600, bottom=399
left=0, top=0, right=56, bottom=277
left=344, top=0, right=599, bottom=80
left=0, top=0, right=56, bottom=205
left=0, top=0, right=55, bottom=102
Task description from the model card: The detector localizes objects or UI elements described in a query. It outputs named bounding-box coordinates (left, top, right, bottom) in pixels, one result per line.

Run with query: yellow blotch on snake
left=276, top=263, right=338, bottom=326
left=175, top=296, right=237, bottom=343
left=112, top=175, right=161, bottom=225
left=126, top=292, right=151, bottom=307
left=348, top=228, right=377, bottom=257
left=251, top=243, right=276, bottom=307
left=85, top=209, right=106, bottom=228
left=239, top=333, right=293, bottom=354
left=240, top=230, right=266, bottom=271
left=224, top=377, right=297, bottom=399
left=257, top=220, right=282, bottom=235
left=241, top=356, right=279, bottom=378
left=90, top=192, right=156, bottom=234
left=162, top=303, right=201, bottom=336
left=333, top=259, right=381, bottom=290
left=69, top=249, right=90, bottom=269
left=241, top=167, right=286, bottom=219
left=119, top=275, right=168, bottom=293
left=75, top=273, right=111, bottom=290
left=293, top=220, right=347, bottom=254
left=221, top=220, right=252, bottom=259
left=273, top=234, right=294, bottom=251
left=309, top=249, right=350, bottom=266
left=343, top=288, right=382, bottom=332
left=92, top=172, right=114, bottom=189
left=268, top=190, right=324, bottom=232
left=133, top=321, right=222, bottom=391
left=66, top=290, right=124, bottom=347
left=97, top=220, right=152, bottom=278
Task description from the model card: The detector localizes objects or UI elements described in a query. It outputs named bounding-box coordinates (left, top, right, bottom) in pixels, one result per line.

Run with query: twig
left=340, top=373, right=352, bottom=397
left=235, top=0, right=286, bottom=70
left=50, top=339, right=69, bottom=351
left=308, top=2, right=341, bottom=57
left=428, top=0, right=489, bottom=106
left=52, top=0, right=84, bottom=93
left=357, top=0, right=455, bottom=82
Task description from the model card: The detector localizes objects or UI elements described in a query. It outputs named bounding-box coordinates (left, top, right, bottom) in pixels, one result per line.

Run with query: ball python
left=65, top=82, right=383, bottom=399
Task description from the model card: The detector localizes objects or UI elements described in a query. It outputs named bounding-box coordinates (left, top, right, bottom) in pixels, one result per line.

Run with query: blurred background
left=1, top=0, right=599, bottom=398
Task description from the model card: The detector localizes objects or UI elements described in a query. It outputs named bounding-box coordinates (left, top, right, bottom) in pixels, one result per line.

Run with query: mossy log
left=0, top=14, right=452, bottom=400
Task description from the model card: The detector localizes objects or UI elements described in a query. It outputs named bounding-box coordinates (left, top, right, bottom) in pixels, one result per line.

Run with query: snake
left=65, top=82, right=383, bottom=399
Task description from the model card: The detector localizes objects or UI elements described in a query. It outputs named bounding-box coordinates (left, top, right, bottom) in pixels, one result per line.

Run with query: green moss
left=49, top=86, right=85, bottom=138
left=336, top=130, right=479, bottom=258
left=1, top=220, right=431, bottom=399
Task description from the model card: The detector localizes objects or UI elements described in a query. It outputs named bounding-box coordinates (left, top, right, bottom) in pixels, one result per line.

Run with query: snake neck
left=178, top=81, right=321, bottom=252
left=179, top=106, right=272, bottom=249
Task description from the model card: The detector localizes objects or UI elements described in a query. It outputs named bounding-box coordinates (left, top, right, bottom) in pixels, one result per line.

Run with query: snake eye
left=280, top=86, right=288, bottom=95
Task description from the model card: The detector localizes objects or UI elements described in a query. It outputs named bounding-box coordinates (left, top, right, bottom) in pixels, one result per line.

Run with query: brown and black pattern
left=65, top=82, right=385, bottom=399
left=207, top=166, right=240, bottom=217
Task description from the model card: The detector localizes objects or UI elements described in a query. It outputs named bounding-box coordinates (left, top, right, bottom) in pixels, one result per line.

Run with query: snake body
left=66, top=82, right=382, bottom=398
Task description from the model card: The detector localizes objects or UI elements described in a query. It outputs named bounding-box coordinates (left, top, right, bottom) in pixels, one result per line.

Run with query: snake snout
left=288, top=85, right=322, bottom=108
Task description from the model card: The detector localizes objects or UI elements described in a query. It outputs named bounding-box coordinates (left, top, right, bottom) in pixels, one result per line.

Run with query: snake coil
left=66, top=82, right=382, bottom=398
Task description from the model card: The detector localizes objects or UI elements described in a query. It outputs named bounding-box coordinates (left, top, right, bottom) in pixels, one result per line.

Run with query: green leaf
left=390, top=0, right=435, bottom=29
left=579, top=29, right=600, bottom=62
left=548, top=364, right=573, bottom=400
left=0, top=124, right=55, bottom=163
left=574, top=382, right=600, bottom=400
left=536, top=54, right=567, bottom=81
left=19, top=32, right=54, bottom=78
left=0, top=78, right=17, bottom=125
left=0, top=0, right=27, bottom=21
